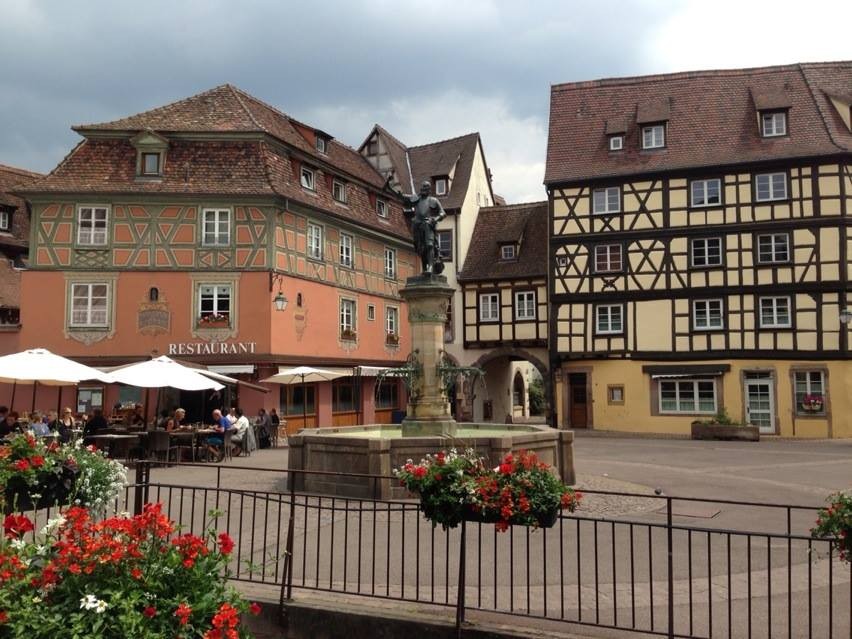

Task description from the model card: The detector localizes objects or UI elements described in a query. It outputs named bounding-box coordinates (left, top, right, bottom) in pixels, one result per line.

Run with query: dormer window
left=761, top=111, right=787, bottom=137
left=332, top=179, right=347, bottom=203
left=141, top=152, right=161, bottom=176
left=434, top=178, right=448, bottom=196
left=316, top=136, right=327, bottom=154
left=609, top=135, right=624, bottom=151
left=0, top=210, right=9, bottom=232
left=376, top=199, right=388, bottom=218
left=500, top=244, right=517, bottom=260
left=642, top=124, right=665, bottom=149
left=300, top=166, right=315, bottom=191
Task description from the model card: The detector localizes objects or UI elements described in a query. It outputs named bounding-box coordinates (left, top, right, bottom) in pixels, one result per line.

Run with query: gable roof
left=546, top=61, right=852, bottom=185
left=407, top=133, right=483, bottom=211
left=0, top=164, right=42, bottom=209
left=459, top=201, right=548, bottom=282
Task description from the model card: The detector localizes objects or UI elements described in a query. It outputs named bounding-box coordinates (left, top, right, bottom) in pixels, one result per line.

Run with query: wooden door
left=568, top=373, right=588, bottom=428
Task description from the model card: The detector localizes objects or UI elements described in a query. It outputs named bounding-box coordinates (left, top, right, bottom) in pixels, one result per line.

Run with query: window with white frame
left=690, top=179, right=721, bottom=207
left=594, top=244, right=622, bottom=273
left=70, top=283, right=109, bottom=327
left=479, top=293, right=499, bottom=322
left=693, top=299, right=724, bottom=330
left=316, top=137, right=327, bottom=154
left=691, top=237, right=723, bottom=267
left=659, top=379, right=717, bottom=413
left=332, top=179, right=347, bottom=203
left=366, top=304, right=375, bottom=321
left=761, top=111, right=787, bottom=137
left=642, top=124, right=665, bottom=149
left=759, top=296, right=791, bottom=328
left=339, top=232, right=353, bottom=268
left=307, top=223, right=323, bottom=260
left=595, top=304, right=624, bottom=334
left=202, top=208, right=230, bottom=246
left=794, top=370, right=825, bottom=414
left=437, top=230, right=453, bottom=262
left=198, top=284, right=231, bottom=321
left=0, top=210, right=9, bottom=231
left=339, top=298, right=356, bottom=336
left=385, top=306, right=399, bottom=337
left=500, top=244, right=516, bottom=260
left=77, top=206, right=109, bottom=246
left=435, top=178, right=447, bottom=195
left=384, top=247, right=396, bottom=279
left=757, top=233, right=790, bottom=264
left=141, top=152, right=161, bottom=176
left=755, top=172, right=787, bottom=201
left=609, top=135, right=623, bottom=151
left=376, top=199, right=388, bottom=218
left=514, top=291, right=536, bottom=320
left=300, top=166, right=315, bottom=190
left=592, top=187, right=620, bottom=214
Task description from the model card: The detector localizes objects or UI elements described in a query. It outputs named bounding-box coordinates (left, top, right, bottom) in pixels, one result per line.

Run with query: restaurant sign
left=167, top=341, right=257, bottom=356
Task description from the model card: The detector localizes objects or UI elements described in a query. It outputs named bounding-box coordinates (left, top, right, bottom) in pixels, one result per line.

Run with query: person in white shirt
left=231, top=408, right=256, bottom=456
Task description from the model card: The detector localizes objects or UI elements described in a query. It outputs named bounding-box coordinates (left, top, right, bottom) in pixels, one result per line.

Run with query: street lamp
left=273, top=291, right=289, bottom=312
left=270, top=272, right=288, bottom=312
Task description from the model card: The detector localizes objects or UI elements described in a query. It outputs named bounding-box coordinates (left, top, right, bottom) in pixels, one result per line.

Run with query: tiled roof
left=408, top=133, right=481, bottom=210
left=546, top=61, right=852, bottom=185
left=0, top=164, right=41, bottom=209
left=459, top=201, right=548, bottom=282
left=0, top=257, right=21, bottom=308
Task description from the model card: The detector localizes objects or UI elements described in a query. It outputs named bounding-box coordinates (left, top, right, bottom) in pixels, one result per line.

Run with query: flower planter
left=463, top=505, right=559, bottom=528
left=3, top=465, right=78, bottom=514
left=198, top=318, right=230, bottom=329
left=801, top=402, right=823, bottom=413
left=690, top=422, right=759, bottom=442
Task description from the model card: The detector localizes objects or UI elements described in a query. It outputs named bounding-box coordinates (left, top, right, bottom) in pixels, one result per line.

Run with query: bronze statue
left=402, top=180, right=447, bottom=275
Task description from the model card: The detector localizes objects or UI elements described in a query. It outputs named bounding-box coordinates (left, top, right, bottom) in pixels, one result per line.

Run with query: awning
left=208, top=365, right=255, bottom=375
left=355, top=366, right=392, bottom=377
left=650, top=373, right=725, bottom=379
left=197, top=369, right=269, bottom=393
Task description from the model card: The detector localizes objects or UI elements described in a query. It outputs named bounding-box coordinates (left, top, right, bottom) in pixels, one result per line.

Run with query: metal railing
left=122, top=462, right=850, bottom=638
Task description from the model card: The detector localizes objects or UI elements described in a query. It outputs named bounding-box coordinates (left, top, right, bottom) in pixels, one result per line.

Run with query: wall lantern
left=270, top=272, right=289, bottom=312
left=840, top=308, right=852, bottom=325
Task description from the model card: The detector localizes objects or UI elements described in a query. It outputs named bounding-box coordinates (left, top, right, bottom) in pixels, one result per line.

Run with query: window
left=693, top=299, right=724, bottom=330
left=659, top=379, right=717, bottom=413
left=444, top=297, right=453, bottom=342
left=437, top=230, right=453, bottom=262
left=316, top=137, right=327, bottom=154
left=300, top=166, right=315, bottom=190
left=77, top=206, right=109, bottom=246
left=148, top=287, right=159, bottom=302
left=642, top=124, right=665, bottom=149
left=479, top=293, right=499, bottom=322
left=307, top=223, right=323, bottom=260
left=609, top=135, right=623, bottom=151
left=339, top=233, right=353, bottom=268
left=332, top=378, right=356, bottom=413
left=202, top=208, right=230, bottom=246
left=592, top=187, right=620, bottom=214
left=514, top=291, right=536, bottom=320
left=384, top=247, right=396, bottom=279
left=595, top=304, right=623, bottom=334
left=690, top=179, right=721, bottom=207
left=0, top=210, right=9, bottom=231
left=340, top=298, right=356, bottom=337
left=594, top=244, right=622, bottom=273
left=759, top=296, right=792, bottom=328
left=435, top=178, right=447, bottom=195
left=761, top=111, right=787, bottom=137
left=690, top=237, right=723, bottom=268
left=199, top=284, right=231, bottom=321
left=385, top=306, right=399, bottom=337
left=70, top=283, right=109, bottom=327
left=376, top=380, right=399, bottom=409
left=757, top=233, right=790, bottom=264
left=280, top=384, right=315, bottom=416
left=794, top=371, right=825, bottom=415
left=332, top=180, right=347, bottom=203
left=500, top=244, right=516, bottom=260
left=141, top=152, right=161, bottom=176
left=367, top=304, right=375, bottom=321
left=376, top=199, right=388, bottom=218
left=607, top=385, right=625, bottom=405
left=755, top=172, right=787, bottom=201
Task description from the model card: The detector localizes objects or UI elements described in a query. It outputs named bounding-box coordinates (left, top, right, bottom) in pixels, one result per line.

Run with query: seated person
left=129, top=404, right=146, bottom=427
left=205, top=409, right=232, bottom=462
left=30, top=411, right=51, bottom=437
left=230, top=408, right=254, bottom=456
left=83, top=409, right=109, bottom=438
left=174, top=408, right=188, bottom=428
left=57, top=407, right=75, bottom=443
left=155, top=409, right=171, bottom=430
left=0, top=411, right=20, bottom=438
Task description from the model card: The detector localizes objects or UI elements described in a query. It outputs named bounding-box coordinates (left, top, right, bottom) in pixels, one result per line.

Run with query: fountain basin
left=287, top=423, right=575, bottom=499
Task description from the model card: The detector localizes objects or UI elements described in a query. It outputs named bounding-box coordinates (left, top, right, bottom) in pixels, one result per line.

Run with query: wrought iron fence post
left=133, top=461, right=150, bottom=515
left=667, top=496, right=674, bottom=639
left=456, top=519, right=467, bottom=637
left=279, top=470, right=297, bottom=627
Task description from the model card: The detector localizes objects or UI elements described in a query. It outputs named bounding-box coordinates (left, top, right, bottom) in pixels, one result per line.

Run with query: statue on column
left=401, top=180, right=447, bottom=275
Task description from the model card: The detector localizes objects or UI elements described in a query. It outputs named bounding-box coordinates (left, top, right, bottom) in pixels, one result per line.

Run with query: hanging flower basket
left=386, top=333, right=400, bottom=346
left=395, top=448, right=580, bottom=532
left=811, top=492, right=851, bottom=563
left=198, top=314, right=230, bottom=328
left=3, top=465, right=78, bottom=515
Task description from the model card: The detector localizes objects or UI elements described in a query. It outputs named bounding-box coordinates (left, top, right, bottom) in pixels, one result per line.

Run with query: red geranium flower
left=29, top=455, right=45, bottom=468
left=249, top=602, right=262, bottom=616
left=218, top=532, right=234, bottom=555
left=174, top=602, right=192, bottom=625
left=3, top=514, right=34, bottom=538
left=143, top=606, right=157, bottom=618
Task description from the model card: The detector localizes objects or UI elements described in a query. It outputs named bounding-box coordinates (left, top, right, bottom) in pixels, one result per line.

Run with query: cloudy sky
left=1, top=0, right=849, bottom=203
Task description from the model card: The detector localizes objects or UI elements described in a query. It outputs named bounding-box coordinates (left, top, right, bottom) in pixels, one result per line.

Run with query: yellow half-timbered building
left=545, top=62, right=852, bottom=438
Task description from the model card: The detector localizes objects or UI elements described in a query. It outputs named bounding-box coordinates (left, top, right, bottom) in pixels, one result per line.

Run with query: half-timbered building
left=545, top=61, right=852, bottom=438
left=8, top=85, right=415, bottom=428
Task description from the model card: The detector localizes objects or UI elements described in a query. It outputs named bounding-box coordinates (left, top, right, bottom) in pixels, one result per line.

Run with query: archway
left=512, top=371, right=526, bottom=417
left=469, top=347, right=549, bottom=425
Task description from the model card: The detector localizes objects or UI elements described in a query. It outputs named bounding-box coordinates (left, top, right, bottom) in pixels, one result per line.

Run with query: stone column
left=399, top=275, right=457, bottom=437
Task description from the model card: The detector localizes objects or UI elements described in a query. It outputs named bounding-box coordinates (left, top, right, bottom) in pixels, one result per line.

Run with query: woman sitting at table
left=30, top=411, right=51, bottom=437
left=57, top=407, right=75, bottom=443
left=83, top=409, right=109, bottom=437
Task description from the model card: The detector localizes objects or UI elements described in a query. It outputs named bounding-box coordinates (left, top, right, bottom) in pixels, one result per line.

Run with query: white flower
left=79, top=594, right=108, bottom=612
left=94, top=600, right=108, bottom=614
left=10, top=538, right=27, bottom=551
left=32, top=596, right=42, bottom=603
left=41, top=515, right=66, bottom=536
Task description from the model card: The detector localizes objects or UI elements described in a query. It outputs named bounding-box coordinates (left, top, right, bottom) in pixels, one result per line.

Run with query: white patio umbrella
left=0, top=348, right=114, bottom=412
left=109, top=356, right=224, bottom=391
left=260, top=366, right=348, bottom=426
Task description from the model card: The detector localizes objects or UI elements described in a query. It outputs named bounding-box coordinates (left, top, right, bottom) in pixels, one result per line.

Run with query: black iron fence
left=120, top=462, right=851, bottom=638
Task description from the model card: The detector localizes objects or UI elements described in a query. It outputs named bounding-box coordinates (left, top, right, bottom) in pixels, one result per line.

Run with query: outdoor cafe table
left=84, top=433, right=140, bottom=461
left=169, top=428, right=218, bottom=462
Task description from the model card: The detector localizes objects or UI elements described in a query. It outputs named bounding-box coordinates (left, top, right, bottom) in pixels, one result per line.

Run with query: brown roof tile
left=408, top=133, right=481, bottom=210
left=546, top=61, right=852, bottom=185
left=459, top=201, right=548, bottom=282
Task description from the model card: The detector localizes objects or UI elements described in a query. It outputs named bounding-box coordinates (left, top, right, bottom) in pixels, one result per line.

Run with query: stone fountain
left=287, top=182, right=574, bottom=498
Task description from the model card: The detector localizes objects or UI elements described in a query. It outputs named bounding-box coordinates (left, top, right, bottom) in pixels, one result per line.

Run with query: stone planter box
left=690, top=422, right=759, bottom=442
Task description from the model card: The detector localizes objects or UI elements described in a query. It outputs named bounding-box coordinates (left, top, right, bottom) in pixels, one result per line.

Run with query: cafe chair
left=146, top=431, right=177, bottom=466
